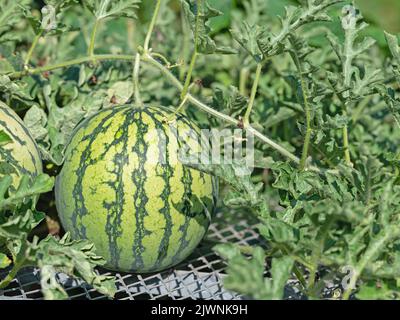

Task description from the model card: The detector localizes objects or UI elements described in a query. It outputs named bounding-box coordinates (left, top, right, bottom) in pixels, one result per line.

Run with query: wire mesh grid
left=0, top=213, right=264, bottom=300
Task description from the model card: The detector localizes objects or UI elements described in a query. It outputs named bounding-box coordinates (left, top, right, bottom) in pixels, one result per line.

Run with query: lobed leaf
left=85, top=0, right=141, bottom=20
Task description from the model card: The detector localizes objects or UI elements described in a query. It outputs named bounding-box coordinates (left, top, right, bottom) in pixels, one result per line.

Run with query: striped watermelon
left=0, top=101, right=43, bottom=187
left=55, top=105, right=218, bottom=273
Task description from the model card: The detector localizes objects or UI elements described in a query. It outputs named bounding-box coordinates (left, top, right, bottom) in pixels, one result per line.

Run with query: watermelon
left=55, top=105, right=218, bottom=273
left=0, top=101, right=43, bottom=187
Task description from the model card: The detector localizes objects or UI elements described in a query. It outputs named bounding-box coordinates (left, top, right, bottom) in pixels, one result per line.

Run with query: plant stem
left=88, top=19, right=100, bottom=58
left=298, top=76, right=313, bottom=171
left=179, top=7, right=190, bottom=81
left=133, top=53, right=143, bottom=105
left=142, top=53, right=303, bottom=165
left=262, top=1, right=341, bottom=61
left=239, top=68, right=249, bottom=96
left=181, top=51, right=198, bottom=100
left=0, top=258, right=26, bottom=289
left=289, top=37, right=313, bottom=171
left=342, top=228, right=400, bottom=300
left=342, top=118, right=351, bottom=165
left=9, top=54, right=135, bottom=79
left=144, top=0, right=162, bottom=51
left=243, top=63, right=262, bottom=126
left=342, top=27, right=353, bottom=166
left=168, top=94, right=189, bottom=121
left=180, top=0, right=201, bottom=101
left=279, top=246, right=308, bottom=291
left=151, top=52, right=173, bottom=67
left=24, top=31, right=43, bottom=68
left=300, top=129, right=312, bottom=170
left=293, top=264, right=308, bottom=289
left=7, top=52, right=316, bottom=171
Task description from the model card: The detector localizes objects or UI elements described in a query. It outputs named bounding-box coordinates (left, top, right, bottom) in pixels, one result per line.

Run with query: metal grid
left=0, top=214, right=264, bottom=300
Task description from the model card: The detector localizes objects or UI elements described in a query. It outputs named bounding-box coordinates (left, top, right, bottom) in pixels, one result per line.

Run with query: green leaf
left=268, top=256, right=295, bottom=299
left=40, top=264, right=70, bottom=300
left=213, top=243, right=241, bottom=260
left=0, top=0, right=30, bottom=43
left=44, top=0, right=79, bottom=11
left=0, top=210, right=43, bottom=240
left=23, top=85, right=108, bottom=165
left=181, top=0, right=236, bottom=54
left=106, top=81, right=133, bottom=105
left=37, top=234, right=116, bottom=299
left=385, top=32, right=400, bottom=84
left=233, top=0, right=342, bottom=61
left=230, top=22, right=266, bottom=62
left=215, top=246, right=294, bottom=300
left=212, top=85, right=248, bottom=118
left=357, top=281, right=396, bottom=300
left=0, top=58, right=15, bottom=75
left=0, top=252, right=11, bottom=269
left=0, top=76, right=33, bottom=101
left=86, top=0, right=141, bottom=20
left=184, top=158, right=264, bottom=209
left=327, top=5, right=383, bottom=103
left=258, top=219, right=299, bottom=245
left=385, top=32, right=400, bottom=62
left=0, top=174, right=54, bottom=212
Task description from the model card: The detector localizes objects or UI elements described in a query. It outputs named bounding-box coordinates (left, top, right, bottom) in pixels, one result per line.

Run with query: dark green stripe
left=169, top=121, right=195, bottom=265
left=103, top=108, right=136, bottom=268
left=145, top=110, right=174, bottom=269
left=130, top=111, right=150, bottom=271
left=70, top=107, right=124, bottom=239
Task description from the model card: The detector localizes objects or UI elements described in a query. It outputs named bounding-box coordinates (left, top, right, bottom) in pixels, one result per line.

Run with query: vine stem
left=142, top=53, right=304, bottom=166
left=7, top=52, right=320, bottom=172
left=179, top=7, right=190, bottom=81
left=9, top=54, right=135, bottom=79
left=88, top=19, right=100, bottom=58
left=0, top=258, right=26, bottom=289
left=342, top=121, right=351, bottom=165
left=168, top=94, right=190, bottom=121
left=24, top=31, right=43, bottom=68
left=181, top=51, right=198, bottom=100
left=298, top=70, right=312, bottom=171
left=342, top=26, right=353, bottom=166
left=180, top=0, right=201, bottom=101
left=133, top=53, right=143, bottom=105
left=143, top=0, right=162, bottom=51
left=341, top=229, right=400, bottom=300
left=288, top=36, right=313, bottom=171
left=239, top=67, right=249, bottom=96
left=243, top=63, right=262, bottom=126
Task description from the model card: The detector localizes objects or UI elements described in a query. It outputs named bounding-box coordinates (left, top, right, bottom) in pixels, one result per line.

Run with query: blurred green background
left=204, top=0, right=400, bottom=46
left=357, top=0, right=400, bottom=33
left=202, top=0, right=400, bottom=31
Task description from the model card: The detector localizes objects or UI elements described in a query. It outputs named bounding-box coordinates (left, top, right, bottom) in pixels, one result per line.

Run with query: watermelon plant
left=1, top=0, right=400, bottom=300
